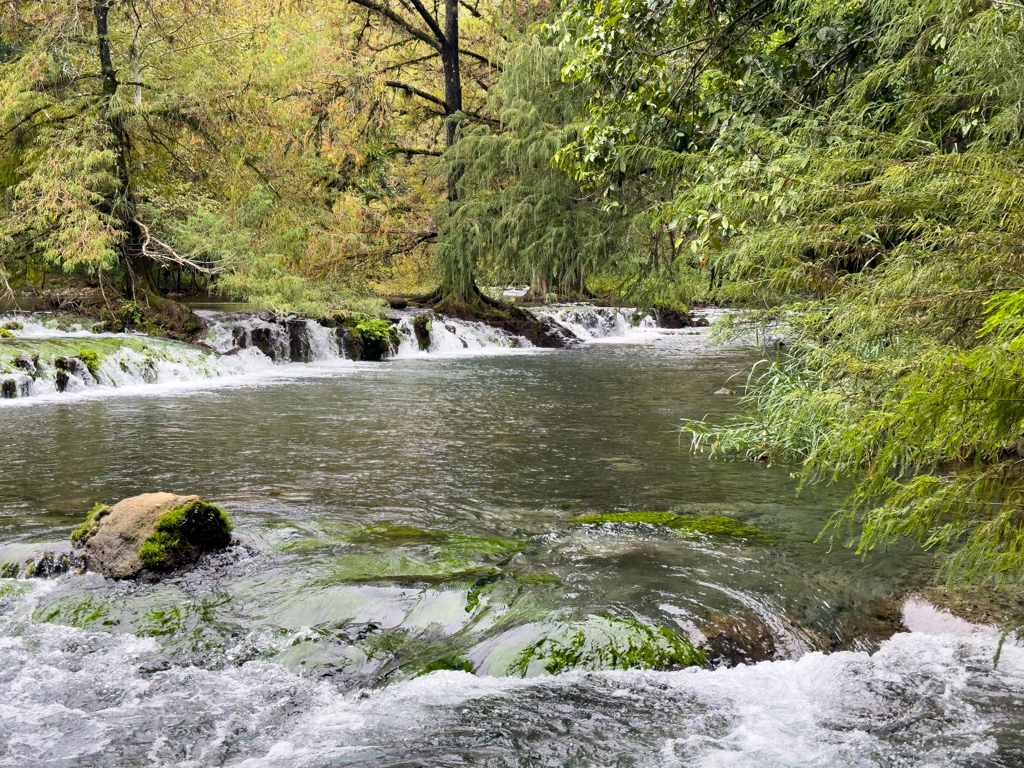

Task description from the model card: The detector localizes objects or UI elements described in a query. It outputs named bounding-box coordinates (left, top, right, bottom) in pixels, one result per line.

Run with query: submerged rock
left=71, top=493, right=233, bottom=579
left=699, top=610, right=778, bottom=666
left=568, top=510, right=766, bottom=539
left=0, top=543, right=87, bottom=579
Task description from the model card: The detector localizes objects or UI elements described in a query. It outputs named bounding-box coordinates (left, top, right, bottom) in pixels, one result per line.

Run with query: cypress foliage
left=560, top=0, right=1024, bottom=584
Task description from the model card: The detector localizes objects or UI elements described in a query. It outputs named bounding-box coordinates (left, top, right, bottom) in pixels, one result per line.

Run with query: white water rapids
left=0, top=578, right=1019, bottom=767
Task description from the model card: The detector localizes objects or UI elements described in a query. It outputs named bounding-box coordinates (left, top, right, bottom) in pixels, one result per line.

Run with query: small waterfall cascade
left=391, top=312, right=532, bottom=357
left=1, top=305, right=715, bottom=401
left=530, top=305, right=658, bottom=341
left=196, top=311, right=348, bottom=363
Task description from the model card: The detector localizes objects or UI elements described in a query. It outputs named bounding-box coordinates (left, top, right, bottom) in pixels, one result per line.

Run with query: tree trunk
left=441, top=0, right=462, bottom=149
left=92, top=0, right=152, bottom=299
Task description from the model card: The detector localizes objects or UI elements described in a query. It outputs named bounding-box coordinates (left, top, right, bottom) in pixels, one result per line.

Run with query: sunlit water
left=1, top=315, right=1022, bottom=766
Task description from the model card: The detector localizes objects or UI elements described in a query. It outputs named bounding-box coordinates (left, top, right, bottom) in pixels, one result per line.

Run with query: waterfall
left=530, top=305, right=658, bottom=341
left=1, top=306, right=716, bottom=401
left=391, top=312, right=533, bottom=357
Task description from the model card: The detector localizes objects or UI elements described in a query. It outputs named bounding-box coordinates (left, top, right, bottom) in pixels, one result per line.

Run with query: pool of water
left=1, top=324, right=1021, bottom=767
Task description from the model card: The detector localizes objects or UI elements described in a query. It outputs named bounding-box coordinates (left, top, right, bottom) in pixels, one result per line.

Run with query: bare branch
left=134, top=219, right=226, bottom=274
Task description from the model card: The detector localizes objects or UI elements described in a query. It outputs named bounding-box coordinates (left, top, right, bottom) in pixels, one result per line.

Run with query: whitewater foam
left=0, top=577, right=1020, bottom=767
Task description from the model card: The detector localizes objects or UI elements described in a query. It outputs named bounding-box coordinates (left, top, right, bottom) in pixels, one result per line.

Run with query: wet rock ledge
left=71, top=492, right=233, bottom=579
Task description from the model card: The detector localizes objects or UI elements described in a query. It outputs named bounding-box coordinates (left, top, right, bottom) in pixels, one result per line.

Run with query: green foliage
left=138, top=500, right=233, bottom=570
left=596, top=1, right=1024, bottom=584
left=76, top=348, right=100, bottom=374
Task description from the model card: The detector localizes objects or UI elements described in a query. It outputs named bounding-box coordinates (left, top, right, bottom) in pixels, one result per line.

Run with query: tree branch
left=385, top=79, right=447, bottom=109
left=403, top=0, right=447, bottom=44
left=460, top=47, right=501, bottom=70
left=346, top=0, right=442, bottom=50
left=135, top=219, right=226, bottom=274
left=385, top=144, right=443, bottom=156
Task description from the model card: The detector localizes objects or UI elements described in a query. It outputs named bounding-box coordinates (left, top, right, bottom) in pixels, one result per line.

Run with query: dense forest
left=3, top=0, right=1024, bottom=588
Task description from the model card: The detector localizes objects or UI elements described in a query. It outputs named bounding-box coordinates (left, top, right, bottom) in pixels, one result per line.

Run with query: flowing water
left=1, top=308, right=1022, bottom=767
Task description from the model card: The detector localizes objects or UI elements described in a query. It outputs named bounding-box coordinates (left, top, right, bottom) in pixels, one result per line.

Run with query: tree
left=339, top=0, right=515, bottom=307
left=558, top=0, right=1024, bottom=584
left=0, top=0, right=242, bottom=301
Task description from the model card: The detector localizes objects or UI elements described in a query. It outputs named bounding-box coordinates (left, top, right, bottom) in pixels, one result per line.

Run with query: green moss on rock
left=77, top=348, right=101, bottom=374
left=70, top=502, right=109, bottom=547
left=570, top=511, right=680, bottom=525
left=138, top=500, right=233, bottom=570
left=0, top=329, right=13, bottom=339
left=2, top=321, right=22, bottom=331
left=418, top=654, right=474, bottom=676
left=355, top=318, right=400, bottom=360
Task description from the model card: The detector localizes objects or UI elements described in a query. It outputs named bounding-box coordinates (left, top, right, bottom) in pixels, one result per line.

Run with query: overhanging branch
left=385, top=80, right=447, bottom=109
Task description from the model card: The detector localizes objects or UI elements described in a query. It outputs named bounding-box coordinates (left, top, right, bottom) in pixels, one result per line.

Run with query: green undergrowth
left=569, top=511, right=766, bottom=539
left=509, top=615, right=706, bottom=676
left=138, top=500, right=233, bottom=570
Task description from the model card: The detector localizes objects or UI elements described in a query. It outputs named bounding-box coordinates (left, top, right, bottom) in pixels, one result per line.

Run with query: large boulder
left=70, top=493, right=233, bottom=579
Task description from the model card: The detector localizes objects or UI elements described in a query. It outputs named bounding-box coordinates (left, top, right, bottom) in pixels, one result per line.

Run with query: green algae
left=509, top=615, right=705, bottom=677
left=418, top=653, right=474, bottom=675
left=35, top=596, right=113, bottom=628
left=0, top=329, right=13, bottom=339
left=138, top=500, right=233, bottom=570
left=569, top=510, right=766, bottom=539
left=0, top=581, right=28, bottom=600
left=515, top=573, right=563, bottom=586
left=348, top=525, right=447, bottom=544
left=323, top=551, right=497, bottom=583
left=287, top=524, right=524, bottom=584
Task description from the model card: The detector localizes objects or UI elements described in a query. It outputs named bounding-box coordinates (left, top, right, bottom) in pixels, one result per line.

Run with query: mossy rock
left=417, top=653, right=474, bottom=676
left=0, top=329, right=13, bottom=339
left=1, top=321, right=23, bottom=331
left=72, top=493, right=232, bottom=579
left=355, top=318, right=399, bottom=360
left=569, top=511, right=766, bottom=539
left=76, top=348, right=101, bottom=374
left=412, top=314, right=432, bottom=351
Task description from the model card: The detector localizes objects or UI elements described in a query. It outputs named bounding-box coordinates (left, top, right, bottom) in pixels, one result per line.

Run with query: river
left=1, top=309, right=1022, bottom=766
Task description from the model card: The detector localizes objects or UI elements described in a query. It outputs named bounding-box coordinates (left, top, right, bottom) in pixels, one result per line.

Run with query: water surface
left=1, top=324, right=1021, bottom=767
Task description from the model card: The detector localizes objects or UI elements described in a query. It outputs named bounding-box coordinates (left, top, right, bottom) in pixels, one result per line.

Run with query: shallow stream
left=1, top=311, right=1022, bottom=766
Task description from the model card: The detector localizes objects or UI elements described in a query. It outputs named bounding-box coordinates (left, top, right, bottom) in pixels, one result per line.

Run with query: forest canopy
left=4, top=0, right=1024, bottom=585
